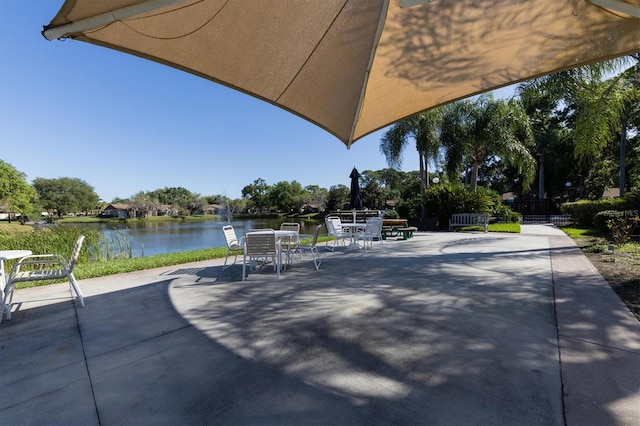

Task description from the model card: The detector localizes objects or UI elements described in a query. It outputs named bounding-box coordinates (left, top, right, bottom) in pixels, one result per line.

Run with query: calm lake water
left=74, top=218, right=323, bottom=258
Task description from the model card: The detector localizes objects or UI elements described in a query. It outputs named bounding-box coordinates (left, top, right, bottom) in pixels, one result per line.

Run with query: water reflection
left=74, top=218, right=322, bottom=258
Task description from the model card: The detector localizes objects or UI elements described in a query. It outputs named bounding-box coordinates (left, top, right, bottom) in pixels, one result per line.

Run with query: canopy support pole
left=42, top=0, right=185, bottom=40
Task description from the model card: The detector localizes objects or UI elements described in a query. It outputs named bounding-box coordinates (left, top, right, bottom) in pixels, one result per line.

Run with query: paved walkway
left=1, top=226, right=638, bottom=425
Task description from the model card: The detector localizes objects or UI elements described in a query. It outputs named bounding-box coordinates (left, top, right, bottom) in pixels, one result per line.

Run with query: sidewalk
left=1, top=227, right=638, bottom=425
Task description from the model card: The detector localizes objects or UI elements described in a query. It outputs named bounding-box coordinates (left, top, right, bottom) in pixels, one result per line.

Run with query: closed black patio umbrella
left=349, top=167, right=363, bottom=222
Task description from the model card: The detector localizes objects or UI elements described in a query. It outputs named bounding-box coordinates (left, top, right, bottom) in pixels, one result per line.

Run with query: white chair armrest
left=16, top=254, right=66, bottom=263
left=11, top=257, right=68, bottom=275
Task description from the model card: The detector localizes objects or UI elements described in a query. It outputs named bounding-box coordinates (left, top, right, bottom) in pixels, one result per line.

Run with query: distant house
left=203, top=204, right=222, bottom=215
left=101, top=203, right=130, bottom=218
left=0, top=205, right=21, bottom=221
left=155, top=204, right=179, bottom=216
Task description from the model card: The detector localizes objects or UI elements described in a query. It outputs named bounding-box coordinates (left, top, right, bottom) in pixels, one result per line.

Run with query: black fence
left=507, top=199, right=563, bottom=216
left=507, top=199, right=570, bottom=225
left=520, top=215, right=570, bottom=225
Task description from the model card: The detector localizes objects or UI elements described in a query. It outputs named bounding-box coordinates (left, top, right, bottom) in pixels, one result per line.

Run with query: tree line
left=0, top=159, right=423, bottom=220
left=2, top=57, right=638, bottom=221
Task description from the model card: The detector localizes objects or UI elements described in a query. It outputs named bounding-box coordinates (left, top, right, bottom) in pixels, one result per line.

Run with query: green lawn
left=488, top=223, right=520, bottom=233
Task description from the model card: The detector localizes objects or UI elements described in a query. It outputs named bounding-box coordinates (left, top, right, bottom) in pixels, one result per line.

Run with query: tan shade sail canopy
left=43, top=0, right=640, bottom=148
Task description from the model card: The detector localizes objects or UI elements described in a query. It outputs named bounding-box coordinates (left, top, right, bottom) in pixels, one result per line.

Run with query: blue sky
left=1, top=1, right=515, bottom=202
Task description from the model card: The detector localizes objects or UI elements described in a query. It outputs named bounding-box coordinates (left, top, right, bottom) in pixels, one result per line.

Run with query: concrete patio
left=1, top=225, right=638, bottom=425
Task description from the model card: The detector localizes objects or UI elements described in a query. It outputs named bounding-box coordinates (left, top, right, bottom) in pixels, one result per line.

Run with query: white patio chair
left=242, top=230, right=280, bottom=281
left=325, top=216, right=349, bottom=251
left=298, top=224, right=322, bottom=270
left=222, top=225, right=244, bottom=270
left=279, top=222, right=301, bottom=264
left=1, top=235, right=85, bottom=323
left=358, top=217, right=385, bottom=252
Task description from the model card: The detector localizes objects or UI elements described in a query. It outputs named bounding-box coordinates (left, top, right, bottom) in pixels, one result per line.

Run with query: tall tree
left=359, top=170, right=385, bottom=210
left=530, top=55, right=639, bottom=196
left=129, top=192, right=159, bottom=218
left=32, top=177, right=99, bottom=217
left=241, top=178, right=270, bottom=212
left=441, top=95, right=536, bottom=191
left=0, top=160, right=38, bottom=221
left=269, top=180, right=304, bottom=212
left=302, top=185, right=328, bottom=211
left=517, top=81, right=573, bottom=199
left=327, top=184, right=349, bottom=211
left=380, top=108, right=444, bottom=217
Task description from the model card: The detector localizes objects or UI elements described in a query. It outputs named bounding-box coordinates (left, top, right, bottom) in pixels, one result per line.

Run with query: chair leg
left=312, top=247, right=321, bottom=270
left=223, top=250, right=231, bottom=270
left=0, top=291, right=8, bottom=324
left=223, top=250, right=239, bottom=271
left=242, top=253, right=248, bottom=281
left=1, top=280, right=15, bottom=323
left=326, top=238, right=335, bottom=252
left=68, top=274, right=85, bottom=307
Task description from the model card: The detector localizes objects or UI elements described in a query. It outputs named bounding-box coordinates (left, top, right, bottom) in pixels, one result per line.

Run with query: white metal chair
left=279, top=222, right=301, bottom=264
left=298, top=224, right=322, bottom=270
left=242, top=230, right=281, bottom=281
left=1, top=235, right=85, bottom=323
left=222, top=225, right=244, bottom=270
left=325, top=216, right=349, bottom=251
left=358, top=217, right=385, bottom=252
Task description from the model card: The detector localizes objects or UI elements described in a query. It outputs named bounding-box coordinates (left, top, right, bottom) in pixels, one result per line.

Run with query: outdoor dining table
left=340, top=222, right=368, bottom=250
left=1, top=249, right=33, bottom=318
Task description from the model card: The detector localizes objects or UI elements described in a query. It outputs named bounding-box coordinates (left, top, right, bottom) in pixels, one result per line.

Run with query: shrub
left=493, top=203, right=522, bottom=223
left=561, top=199, right=627, bottom=227
left=382, top=209, right=400, bottom=219
left=396, top=196, right=422, bottom=219
left=607, top=214, right=639, bottom=245
left=424, top=184, right=499, bottom=229
left=624, top=187, right=640, bottom=210
left=593, top=210, right=623, bottom=231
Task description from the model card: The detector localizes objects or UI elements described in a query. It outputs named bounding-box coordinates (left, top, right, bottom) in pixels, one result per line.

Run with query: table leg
left=347, top=226, right=363, bottom=250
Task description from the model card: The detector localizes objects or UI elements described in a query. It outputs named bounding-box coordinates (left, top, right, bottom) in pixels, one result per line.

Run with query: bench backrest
left=450, top=213, right=489, bottom=225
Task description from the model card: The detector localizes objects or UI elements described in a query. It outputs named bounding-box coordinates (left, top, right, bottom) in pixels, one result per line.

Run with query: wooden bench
left=449, top=213, right=489, bottom=232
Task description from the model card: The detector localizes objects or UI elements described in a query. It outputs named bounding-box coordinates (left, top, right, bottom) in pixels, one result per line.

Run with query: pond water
left=71, top=218, right=323, bottom=258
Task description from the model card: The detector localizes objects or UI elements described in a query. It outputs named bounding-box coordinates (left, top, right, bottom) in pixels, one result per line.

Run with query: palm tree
left=528, top=55, right=639, bottom=196
left=441, top=95, right=536, bottom=191
left=517, top=81, right=572, bottom=200
left=380, top=108, right=444, bottom=218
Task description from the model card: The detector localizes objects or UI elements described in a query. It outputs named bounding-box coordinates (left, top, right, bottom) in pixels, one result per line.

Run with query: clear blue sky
left=0, top=1, right=515, bottom=202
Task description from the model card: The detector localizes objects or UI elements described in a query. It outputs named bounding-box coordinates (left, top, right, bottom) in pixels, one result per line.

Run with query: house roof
left=107, top=203, right=130, bottom=210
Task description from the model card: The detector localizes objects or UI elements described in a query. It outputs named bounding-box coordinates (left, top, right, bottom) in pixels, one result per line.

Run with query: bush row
left=396, top=184, right=521, bottom=229
left=561, top=187, right=640, bottom=228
